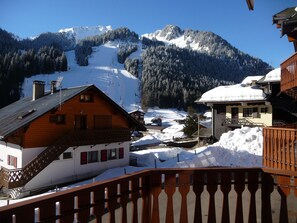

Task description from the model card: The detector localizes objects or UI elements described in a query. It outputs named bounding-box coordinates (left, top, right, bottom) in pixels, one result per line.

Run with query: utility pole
left=197, top=114, right=200, bottom=146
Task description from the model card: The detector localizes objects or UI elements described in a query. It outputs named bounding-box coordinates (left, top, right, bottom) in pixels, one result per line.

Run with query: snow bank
left=132, top=126, right=263, bottom=168
left=214, top=126, right=263, bottom=156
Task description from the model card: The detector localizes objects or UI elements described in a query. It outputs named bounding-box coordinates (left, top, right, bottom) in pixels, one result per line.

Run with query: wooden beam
left=246, top=0, right=254, bottom=10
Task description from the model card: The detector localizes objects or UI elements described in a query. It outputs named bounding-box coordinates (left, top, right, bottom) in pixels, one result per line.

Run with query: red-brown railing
left=0, top=129, right=131, bottom=189
left=0, top=168, right=296, bottom=223
left=263, top=126, right=297, bottom=172
left=280, top=52, right=297, bottom=93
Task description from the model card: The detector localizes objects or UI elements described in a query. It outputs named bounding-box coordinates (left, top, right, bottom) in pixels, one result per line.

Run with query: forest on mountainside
left=141, top=45, right=235, bottom=109
left=0, top=29, right=68, bottom=108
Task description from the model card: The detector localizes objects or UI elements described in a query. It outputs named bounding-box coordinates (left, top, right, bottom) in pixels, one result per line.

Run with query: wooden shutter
left=119, top=147, right=124, bottom=159
left=101, top=150, right=107, bottom=162
left=80, top=152, right=87, bottom=165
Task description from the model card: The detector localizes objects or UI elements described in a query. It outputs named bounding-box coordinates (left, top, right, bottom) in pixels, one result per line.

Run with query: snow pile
left=132, top=126, right=263, bottom=169
left=214, top=126, right=263, bottom=156
left=131, top=135, right=162, bottom=147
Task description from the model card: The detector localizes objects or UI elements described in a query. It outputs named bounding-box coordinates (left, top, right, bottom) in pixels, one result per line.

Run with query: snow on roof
left=258, top=68, right=281, bottom=83
left=199, top=84, right=266, bottom=103
left=128, top=109, right=145, bottom=114
left=203, top=111, right=212, bottom=118
left=241, top=75, right=263, bottom=85
left=198, top=68, right=281, bottom=103
left=199, top=119, right=212, bottom=128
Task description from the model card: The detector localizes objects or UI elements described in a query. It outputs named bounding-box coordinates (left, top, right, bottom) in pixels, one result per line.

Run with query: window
left=109, top=149, right=117, bottom=160
left=261, top=107, right=268, bottom=113
left=216, top=106, right=226, bottom=114
left=49, top=114, right=66, bottom=124
left=63, top=152, right=72, bottom=159
left=88, top=151, right=98, bottom=163
left=7, top=155, right=17, bottom=168
left=243, top=108, right=252, bottom=117
left=79, top=94, right=93, bottom=102
left=243, top=107, right=258, bottom=117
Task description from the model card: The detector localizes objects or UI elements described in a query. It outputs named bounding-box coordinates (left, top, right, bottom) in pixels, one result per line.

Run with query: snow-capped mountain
left=59, top=25, right=112, bottom=43
left=142, top=24, right=242, bottom=58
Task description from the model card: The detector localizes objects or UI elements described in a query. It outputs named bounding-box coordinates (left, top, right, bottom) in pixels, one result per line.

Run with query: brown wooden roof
left=0, top=84, right=146, bottom=139
left=273, top=7, right=297, bottom=51
left=246, top=0, right=254, bottom=10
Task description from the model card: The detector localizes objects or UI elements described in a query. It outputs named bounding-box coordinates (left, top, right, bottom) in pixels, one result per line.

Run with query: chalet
left=128, top=109, right=145, bottom=125
left=0, top=81, right=145, bottom=197
left=197, top=68, right=297, bottom=140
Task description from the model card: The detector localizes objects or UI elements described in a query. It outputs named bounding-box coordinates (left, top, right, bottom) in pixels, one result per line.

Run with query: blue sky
left=0, top=0, right=296, bottom=68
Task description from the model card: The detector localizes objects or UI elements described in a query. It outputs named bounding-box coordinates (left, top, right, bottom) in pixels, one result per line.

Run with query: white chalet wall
left=0, top=142, right=22, bottom=169
left=23, top=141, right=130, bottom=192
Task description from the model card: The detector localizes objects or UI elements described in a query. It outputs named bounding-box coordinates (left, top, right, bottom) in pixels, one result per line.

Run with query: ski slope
left=21, top=42, right=141, bottom=112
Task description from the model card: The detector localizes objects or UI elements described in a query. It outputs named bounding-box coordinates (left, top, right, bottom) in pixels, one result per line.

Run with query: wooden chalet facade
left=0, top=81, right=145, bottom=196
left=262, top=6, right=297, bottom=174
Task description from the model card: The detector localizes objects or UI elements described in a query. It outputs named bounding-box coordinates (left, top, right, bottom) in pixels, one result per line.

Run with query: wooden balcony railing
left=280, top=52, right=297, bottom=94
left=0, top=129, right=130, bottom=189
left=224, top=117, right=265, bottom=128
left=263, top=126, right=297, bottom=173
left=0, top=168, right=296, bottom=223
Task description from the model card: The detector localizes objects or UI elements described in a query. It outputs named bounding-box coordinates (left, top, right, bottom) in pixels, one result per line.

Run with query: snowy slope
left=21, top=42, right=141, bottom=112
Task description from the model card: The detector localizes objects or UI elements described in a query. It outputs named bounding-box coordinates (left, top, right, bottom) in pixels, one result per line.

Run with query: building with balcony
left=197, top=68, right=297, bottom=140
left=0, top=81, right=145, bottom=197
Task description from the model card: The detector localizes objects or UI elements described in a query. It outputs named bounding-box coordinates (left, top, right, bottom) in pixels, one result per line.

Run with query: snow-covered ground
left=1, top=41, right=263, bottom=206
left=0, top=108, right=263, bottom=207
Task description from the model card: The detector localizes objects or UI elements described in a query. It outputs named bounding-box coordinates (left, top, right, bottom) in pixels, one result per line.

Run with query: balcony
left=263, top=126, right=297, bottom=173
left=223, top=117, right=265, bottom=128
left=0, top=168, right=296, bottom=222
left=280, top=52, right=297, bottom=98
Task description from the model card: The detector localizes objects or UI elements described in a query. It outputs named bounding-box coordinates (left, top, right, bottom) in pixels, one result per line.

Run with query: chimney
left=32, top=80, right=45, bottom=101
left=51, top=81, right=57, bottom=94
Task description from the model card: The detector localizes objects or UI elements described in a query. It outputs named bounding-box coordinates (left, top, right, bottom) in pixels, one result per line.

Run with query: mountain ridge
left=0, top=25, right=272, bottom=110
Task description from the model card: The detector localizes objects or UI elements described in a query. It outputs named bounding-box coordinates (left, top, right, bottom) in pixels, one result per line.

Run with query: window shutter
left=80, top=152, right=87, bottom=165
left=101, top=150, right=107, bottom=162
left=13, top=157, right=17, bottom=168
left=119, top=148, right=124, bottom=159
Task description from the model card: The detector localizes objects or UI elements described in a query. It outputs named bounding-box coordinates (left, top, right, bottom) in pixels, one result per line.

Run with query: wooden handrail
left=263, top=126, right=297, bottom=172
left=0, top=168, right=296, bottom=223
